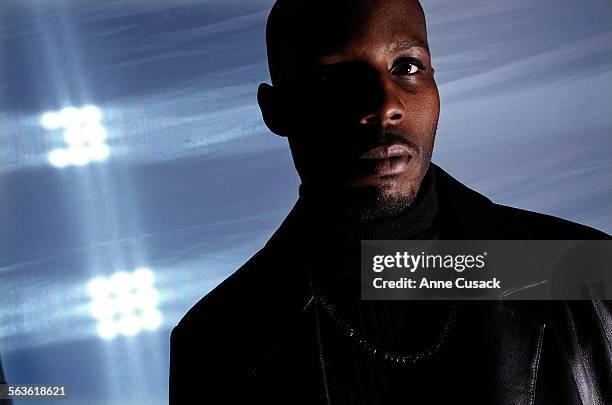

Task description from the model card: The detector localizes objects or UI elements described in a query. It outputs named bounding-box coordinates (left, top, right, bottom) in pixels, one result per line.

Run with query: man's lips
left=360, top=144, right=413, bottom=159
left=356, top=144, right=414, bottom=177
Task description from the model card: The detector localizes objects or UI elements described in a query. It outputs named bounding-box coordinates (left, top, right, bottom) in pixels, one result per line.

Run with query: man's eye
left=391, top=59, right=423, bottom=76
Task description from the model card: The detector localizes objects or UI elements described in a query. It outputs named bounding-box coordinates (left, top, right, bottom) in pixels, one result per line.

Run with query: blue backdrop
left=0, top=0, right=610, bottom=404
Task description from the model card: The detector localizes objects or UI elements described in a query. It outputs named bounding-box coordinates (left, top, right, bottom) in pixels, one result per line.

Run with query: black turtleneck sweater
left=298, top=167, right=461, bottom=404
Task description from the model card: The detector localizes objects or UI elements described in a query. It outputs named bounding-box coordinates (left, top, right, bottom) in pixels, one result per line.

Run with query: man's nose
left=358, top=78, right=405, bottom=126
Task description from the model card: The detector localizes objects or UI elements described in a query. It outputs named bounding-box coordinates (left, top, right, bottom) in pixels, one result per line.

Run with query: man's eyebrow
left=316, top=39, right=430, bottom=57
left=389, top=40, right=429, bottom=53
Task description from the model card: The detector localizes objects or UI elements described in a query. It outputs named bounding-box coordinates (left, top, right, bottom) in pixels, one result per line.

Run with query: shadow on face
left=259, top=0, right=440, bottom=220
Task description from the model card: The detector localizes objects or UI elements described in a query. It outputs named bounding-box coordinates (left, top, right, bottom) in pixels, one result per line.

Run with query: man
left=170, top=0, right=611, bottom=403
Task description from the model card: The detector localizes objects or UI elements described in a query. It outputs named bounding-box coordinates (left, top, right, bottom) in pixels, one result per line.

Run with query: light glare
left=88, top=143, right=111, bottom=161
left=59, top=107, right=83, bottom=129
left=134, top=289, right=159, bottom=309
left=111, top=272, right=133, bottom=293
left=114, top=294, right=139, bottom=315
left=67, top=145, right=91, bottom=166
left=63, top=127, right=87, bottom=145
left=87, top=277, right=113, bottom=298
left=141, top=309, right=163, bottom=331
left=84, top=124, right=108, bottom=144
left=48, top=149, right=70, bottom=168
left=116, top=315, right=141, bottom=336
left=41, top=112, right=61, bottom=130
left=81, top=105, right=102, bottom=123
left=97, top=320, right=118, bottom=340
left=41, top=105, right=111, bottom=168
left=90, top=299, right=116, bottom=320
left=87, top=268, right=163, bottom=340
left=133, top=267, right=155, bottom=287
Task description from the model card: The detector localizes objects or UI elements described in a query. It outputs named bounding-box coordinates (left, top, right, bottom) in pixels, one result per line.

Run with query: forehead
left=292, top=0, right=428, bottom=57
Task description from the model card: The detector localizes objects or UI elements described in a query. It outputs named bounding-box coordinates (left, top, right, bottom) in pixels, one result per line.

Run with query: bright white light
left=141, top=309, right=163, bottom=330
left=88, top=143, right=110, bottom=161
left=47, top=149, right=70, bottom=168
left=116, top=314, right=142, bottom=336
left=41, top=112, right=61, bottom=130
left=87, top=277, right=113, bottom=298
left=67, top=145, right=91, bottom=166
left=134, top=288, right=159, bottom=309
left=81, top=105, right=102, bottom=123
left=84, top=124, right=108, bottom=144
left=110, top=272, right=133, bottom=293
left=59, top=107, right=83, bottom=129
left=133, top=267, right=155, bottom=287
left=41, top=105, right=111, bottom=168
left=87, top=268, right=163, bottom=340
left=114, top=293, right=139, bottom=315
left=90, top=298, right=116, bottom=320
left=63, top=127, right=87, bottom=145
left=63, top=124, right=107, bottom=147
left=97, top=320, right=118, bottom=340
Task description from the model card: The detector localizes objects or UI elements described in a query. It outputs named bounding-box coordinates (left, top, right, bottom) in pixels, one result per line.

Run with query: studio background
left=0, top=0, right=610, bottom=404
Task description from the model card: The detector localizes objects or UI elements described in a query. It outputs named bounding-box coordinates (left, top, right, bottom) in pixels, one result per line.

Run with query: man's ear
left=257, top=83, right=289, bottom=137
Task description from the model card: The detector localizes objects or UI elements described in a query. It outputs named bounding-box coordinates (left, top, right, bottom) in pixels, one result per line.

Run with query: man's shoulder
left=173, top=233, right=307, bottom=341
left=174, top=248, right=269, bottom=337
left=433, top=164, right=609, bottom=239
left=168, top=246, right=292, bottom=401
left=173, top=200, right=309, bottom=343
left=488, top=202, right=609, bottom=239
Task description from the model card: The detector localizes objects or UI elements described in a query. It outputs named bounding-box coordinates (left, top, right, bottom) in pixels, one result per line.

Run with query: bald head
left=266, top=0, right=429, bottom=85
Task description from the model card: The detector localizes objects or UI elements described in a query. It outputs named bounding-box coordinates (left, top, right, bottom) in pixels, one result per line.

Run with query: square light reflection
left=41, top=105, right=111, bottom=168
left=87, top=268, right=163, bottom=340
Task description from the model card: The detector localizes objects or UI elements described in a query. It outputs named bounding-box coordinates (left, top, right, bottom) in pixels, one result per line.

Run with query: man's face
left=263, top=0, right=439, bottom=219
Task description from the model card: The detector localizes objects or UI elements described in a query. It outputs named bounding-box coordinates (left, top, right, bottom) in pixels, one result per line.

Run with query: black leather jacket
left=170, top=165, right=611, bottom=404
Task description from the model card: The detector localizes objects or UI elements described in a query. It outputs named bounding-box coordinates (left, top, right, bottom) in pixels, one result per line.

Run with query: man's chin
left=302, top=175, right=421, bottom=221
left=337, top=184, right=419, bottom=221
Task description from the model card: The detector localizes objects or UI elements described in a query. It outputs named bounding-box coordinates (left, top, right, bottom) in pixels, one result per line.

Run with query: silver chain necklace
left=316, top=293, right=459, bottom=367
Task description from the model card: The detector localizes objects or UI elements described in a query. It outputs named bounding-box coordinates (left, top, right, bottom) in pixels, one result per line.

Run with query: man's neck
left=297, top=165, right=439, bottom=241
